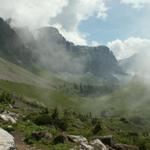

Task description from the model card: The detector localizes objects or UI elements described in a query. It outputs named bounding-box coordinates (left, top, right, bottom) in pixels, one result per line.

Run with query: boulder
left=68, top=135, right=88, bottom=144
left=32, top=131, right=52, bottom=141
left=93, top=135, right=114, bottom=147
left=114, top=144, right=139, bottom=150
left=100, top=135, right=114, bottom=147
left=90, top=139, right=108, bottom=150
left=0, top=128, right=16, bottom=150
left=54, top=133, right=68, bottom=144
left=80, top=142, right=94, bottom=150
left=0, top=111, right=18, bottom=124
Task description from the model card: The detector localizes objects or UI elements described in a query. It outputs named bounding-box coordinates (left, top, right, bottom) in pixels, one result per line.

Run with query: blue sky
left=79, top=1, right=150, bottom=44
left=1, top=0, right=150, bottom=59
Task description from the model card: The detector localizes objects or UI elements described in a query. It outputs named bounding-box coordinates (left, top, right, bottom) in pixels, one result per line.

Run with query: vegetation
left=0, top=89, right=150, bottom=149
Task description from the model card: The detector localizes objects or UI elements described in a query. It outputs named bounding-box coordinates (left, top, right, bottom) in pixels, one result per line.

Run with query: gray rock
left=0, top=128, right=16, bottom=150
left=0, top=111, right=18, bottom=124
left=68, top=135, right=88, bottom=144
left=90, top=139, right=108, bottom=150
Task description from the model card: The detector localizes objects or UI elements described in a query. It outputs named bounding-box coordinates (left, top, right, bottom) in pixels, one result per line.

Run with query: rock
left=0, top=111, right=18, bottom=124
left=114, top=144, right=139, bottom=150
left=0, top=128, right=16, bottom=150
left=80, top=142, right=94, bottom=150
left=90, top=139, right=108, bottom=150
left=70, top=143, right=94, bottom=150
left=32, top=131, right=52, bottom=141
left=54, top=133, right=68, bottom=144
left=93, top=135, right=114, bottom=147
left=68, top=135, right=88, bottom=144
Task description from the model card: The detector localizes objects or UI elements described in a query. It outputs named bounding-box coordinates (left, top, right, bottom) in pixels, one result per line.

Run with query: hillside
left=0, top=57, right=54, bottom=88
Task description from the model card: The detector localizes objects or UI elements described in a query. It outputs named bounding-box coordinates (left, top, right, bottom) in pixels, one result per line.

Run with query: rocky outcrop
left=0, top=111, right=18, bottom=124
left=90, top=139, right=108, bottom=150
left=37, top=27, right=122, bottom=77
left=68, top=135, right=108, bottom=150
left=68, top=134, right=139, bottom=150
left=0, top=17, right=37, bottom=71
left=68, top=135, right=88, bottom=144
left=0, top=128, right=16, bottom=150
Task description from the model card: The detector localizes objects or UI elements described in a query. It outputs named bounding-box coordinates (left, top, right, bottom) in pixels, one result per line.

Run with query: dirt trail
left=12, top=132, right=42, bottom=150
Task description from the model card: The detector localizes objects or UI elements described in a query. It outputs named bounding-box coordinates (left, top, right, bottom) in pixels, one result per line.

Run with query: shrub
left=0, top=91, right=15, bottom=104
left=33, top=114, right=52, bottom=125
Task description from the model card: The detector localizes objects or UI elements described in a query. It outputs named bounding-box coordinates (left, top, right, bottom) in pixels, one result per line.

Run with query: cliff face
left=0, top=18, right=121, bottom=78
left=0, top=18, right=36, bottom=71
left=37, top=27, right=121, bottom=77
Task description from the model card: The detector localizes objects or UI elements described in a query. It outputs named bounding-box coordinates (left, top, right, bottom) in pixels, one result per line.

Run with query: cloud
left=0, top=0, right=68, bottom=28
left=120, top=0, right=150, bottom=8
left=0, top=0, right=108, bottom=45
left=108, top=37, right=150, bottom=59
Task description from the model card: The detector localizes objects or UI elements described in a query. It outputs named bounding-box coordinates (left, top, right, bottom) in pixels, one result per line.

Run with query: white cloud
left=91, top=41, right=100, bottom=47
left=0, top=0, right=108, bottom=45
left=0, top=0, right=68, bottom=28
left=120, top=0, right=150, bottom=8
left=108, top=37, right=150, bottom=59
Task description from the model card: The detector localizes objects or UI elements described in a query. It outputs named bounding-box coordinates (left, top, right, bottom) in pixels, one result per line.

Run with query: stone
left=0, top=128, right=16, bottom=150
left=0, top=111, right=18, bottom=124
left=80, top=142, right=94, bottom=150
left=93, top=135, right=114, bottom=147
left=68, top=135, right=88, bottom=144
left=90, top=139, right=108, bottom=150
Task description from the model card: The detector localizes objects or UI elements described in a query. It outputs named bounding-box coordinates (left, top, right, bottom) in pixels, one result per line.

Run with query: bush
left=0, top=91, right=15, bottom=104
left=33, top=114, right=52, bottom=125
left=92, top=121, right=102, bottom=134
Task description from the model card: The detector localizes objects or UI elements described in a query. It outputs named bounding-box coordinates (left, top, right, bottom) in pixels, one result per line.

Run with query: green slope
left=80, top=80, right=150, bottom=118
left=0, top=57, right=56, bottom=88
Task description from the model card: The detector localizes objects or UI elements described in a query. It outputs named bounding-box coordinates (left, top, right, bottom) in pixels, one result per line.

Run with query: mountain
left=0, top=18, right=37, bottom=72
left=0, top=17, right=122, bottom=86
left=37, top=27, right=122, bottom=77
left=120, top=51, right=150, bottom=78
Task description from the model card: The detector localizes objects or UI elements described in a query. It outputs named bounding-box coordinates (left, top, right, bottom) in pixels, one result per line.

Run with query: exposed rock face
left=0, top=17, right=37, bottom=71
left=37, top=27, right=122, bottom=77
left=0, top=18, right=122, bottom=81
left=0, top=128, right=16, bottom=150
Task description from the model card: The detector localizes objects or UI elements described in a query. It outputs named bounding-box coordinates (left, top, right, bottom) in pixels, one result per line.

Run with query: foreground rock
left=68, top=135, right=108, bottom=150
left=90, top=139, right=108, bottom=150
left=0, top=128, right=16, bottom=150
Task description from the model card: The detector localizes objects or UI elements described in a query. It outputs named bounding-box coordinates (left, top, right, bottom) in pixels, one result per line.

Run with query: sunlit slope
left=0, top=80, right=82, bottom=110
left=0, top=57, right=54, bottom=88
